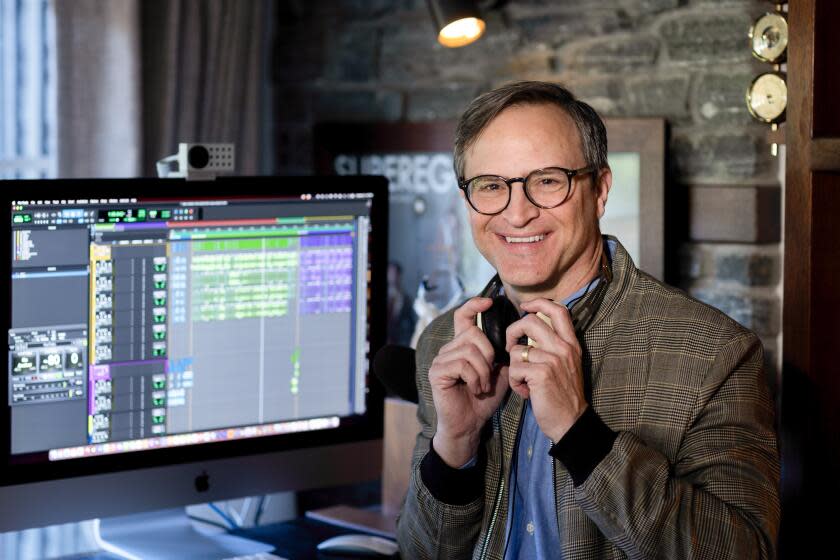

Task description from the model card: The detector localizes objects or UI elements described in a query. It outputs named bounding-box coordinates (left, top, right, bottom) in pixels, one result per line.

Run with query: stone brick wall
left=272, top=0, right=782, bottom=387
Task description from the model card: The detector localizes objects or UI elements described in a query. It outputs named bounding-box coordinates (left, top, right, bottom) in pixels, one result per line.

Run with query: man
left=396, top=81, right=780, bottom=559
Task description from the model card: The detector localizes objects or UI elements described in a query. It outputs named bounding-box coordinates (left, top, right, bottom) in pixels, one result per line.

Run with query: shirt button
left=527, top=446, right=533, bottom=459
left=527, top=522, right=535, bottom=535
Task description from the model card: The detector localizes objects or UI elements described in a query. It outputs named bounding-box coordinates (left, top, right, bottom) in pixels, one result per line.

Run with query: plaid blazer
left=397, top=237, right=780, bottom=559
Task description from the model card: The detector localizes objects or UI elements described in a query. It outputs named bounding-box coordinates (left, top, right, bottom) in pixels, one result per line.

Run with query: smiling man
left=397, top=81, right=780, bottom=559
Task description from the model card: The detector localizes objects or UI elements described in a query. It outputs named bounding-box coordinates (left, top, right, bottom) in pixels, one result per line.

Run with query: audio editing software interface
left=8, top=193, right=373, bottom=460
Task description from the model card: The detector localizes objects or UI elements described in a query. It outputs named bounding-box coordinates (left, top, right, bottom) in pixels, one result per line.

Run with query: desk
left=64, top=517, right=398, bottom=560
left=233, top=517, right=400, bottom=560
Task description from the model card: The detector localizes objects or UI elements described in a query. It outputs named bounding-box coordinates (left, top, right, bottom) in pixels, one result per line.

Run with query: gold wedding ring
left=521, top=346, right=531, bottom=363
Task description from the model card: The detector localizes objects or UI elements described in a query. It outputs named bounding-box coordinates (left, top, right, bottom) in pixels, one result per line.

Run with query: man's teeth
left=505, top=235, right=545, bottom=243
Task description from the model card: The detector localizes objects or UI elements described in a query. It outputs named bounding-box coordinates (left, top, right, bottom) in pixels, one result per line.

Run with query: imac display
left=0, top=176, right=388, bottom=545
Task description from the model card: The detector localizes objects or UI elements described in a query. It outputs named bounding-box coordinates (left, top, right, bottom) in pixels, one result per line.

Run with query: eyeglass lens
left=467, top=168, right=571, bottom=213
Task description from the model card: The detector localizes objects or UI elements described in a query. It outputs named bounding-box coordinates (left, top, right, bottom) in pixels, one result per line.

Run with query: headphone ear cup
left=477, top=296, right=520, bottom=365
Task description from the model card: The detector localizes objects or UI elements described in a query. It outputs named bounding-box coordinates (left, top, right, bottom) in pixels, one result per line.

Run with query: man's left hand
left=505, top=298, right=589, bottom=442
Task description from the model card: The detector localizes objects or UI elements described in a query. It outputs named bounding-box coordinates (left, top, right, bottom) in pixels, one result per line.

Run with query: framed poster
left=315, top=119, right=664, bottom=342
left=315, top=122, right=483, bottom=347
left=601, top=118, right=666, bottom=281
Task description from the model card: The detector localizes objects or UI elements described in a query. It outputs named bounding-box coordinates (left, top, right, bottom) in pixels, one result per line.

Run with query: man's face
left=462, top=103, right=611, bottom=295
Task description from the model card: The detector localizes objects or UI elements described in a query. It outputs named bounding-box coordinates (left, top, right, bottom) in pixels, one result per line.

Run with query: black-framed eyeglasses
left=458, top=166, right=595, bottom=215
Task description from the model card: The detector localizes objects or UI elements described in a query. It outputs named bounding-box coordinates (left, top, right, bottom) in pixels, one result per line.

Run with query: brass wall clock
left=747, top=72, right=788, bottom=124
left=749, top=12, right=788, bottom=63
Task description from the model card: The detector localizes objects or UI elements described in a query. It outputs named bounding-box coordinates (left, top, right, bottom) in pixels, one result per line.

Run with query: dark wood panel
left=813, top=0, right=840, bottom=137
left=783, top=0, right=815, bottom=385
left=781, top=172, right=840, bottom=557
left=780, top=0, right=816, bottom=555
left=810, top=172, right=840, bottom=465
left=810, top=138, right=840, bottom=170
left=781, top=0, right=840, bottom=556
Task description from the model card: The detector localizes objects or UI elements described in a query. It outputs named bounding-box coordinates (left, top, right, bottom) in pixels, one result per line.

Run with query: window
left=0, top=2, right=86, bottom=557
left=0, top=0, right=55, bottom=179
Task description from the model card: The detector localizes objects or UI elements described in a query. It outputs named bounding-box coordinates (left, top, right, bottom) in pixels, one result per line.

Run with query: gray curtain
left=53, top=0, right=272, bottom=178
left=53, top=0, right=142, bottom=178
left=142, top=0, right=273, bottom=175
left=1, top=2, right=141, bottom=555
left=1, top=1, right=275, bottom=556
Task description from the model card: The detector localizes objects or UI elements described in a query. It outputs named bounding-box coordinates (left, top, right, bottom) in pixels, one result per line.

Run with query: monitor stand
left=95, top=508, right=274, bottom=559
left=306, top=397, right=419, bottom=540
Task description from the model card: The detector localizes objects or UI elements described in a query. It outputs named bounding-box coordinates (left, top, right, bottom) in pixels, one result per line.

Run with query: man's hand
left=505, top=298, right=589, bottom=442
left=429, top=297, right=510, bottom=467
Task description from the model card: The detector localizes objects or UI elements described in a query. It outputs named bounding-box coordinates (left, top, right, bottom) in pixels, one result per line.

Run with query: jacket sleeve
left=566, top=332, right=780, bottom=559
left=396, top=312, right=486, bottom=560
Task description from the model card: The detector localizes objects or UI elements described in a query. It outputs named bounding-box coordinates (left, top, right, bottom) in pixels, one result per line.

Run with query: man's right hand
left=429, top=297, right=510, bottom=468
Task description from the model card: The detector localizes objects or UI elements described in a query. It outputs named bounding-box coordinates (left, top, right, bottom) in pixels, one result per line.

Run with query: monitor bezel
left=0, top=175, right=388, bottom=488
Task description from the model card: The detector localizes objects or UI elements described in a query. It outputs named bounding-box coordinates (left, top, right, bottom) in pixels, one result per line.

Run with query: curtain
left=1, top=3, right=141, bottom=555
left=1, top=1, right=276, bottom=556
left=142, top=0, right=273, bottom=175
left=52, top=0, right=272, bottom=178
left=0, top=0, right=56, bottom=179
left=53, top=0, right=142, bottom=178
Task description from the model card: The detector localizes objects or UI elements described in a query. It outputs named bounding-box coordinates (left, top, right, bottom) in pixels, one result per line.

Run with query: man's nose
left=503, top=182, right=539, bottom=225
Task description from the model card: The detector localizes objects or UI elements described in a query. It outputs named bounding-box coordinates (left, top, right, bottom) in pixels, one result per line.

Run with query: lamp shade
left=428, top=0, right=486, bottom=48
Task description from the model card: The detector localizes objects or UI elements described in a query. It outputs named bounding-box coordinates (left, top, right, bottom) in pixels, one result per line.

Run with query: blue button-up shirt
left=503, top=238, right=615, bottom=559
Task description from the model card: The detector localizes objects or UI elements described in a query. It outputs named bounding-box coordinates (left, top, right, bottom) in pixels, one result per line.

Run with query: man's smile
left=502, top=234, right=546, bottom=244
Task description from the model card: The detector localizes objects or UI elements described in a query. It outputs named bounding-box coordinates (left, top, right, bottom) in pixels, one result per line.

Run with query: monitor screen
left=0, top=176, right=387, bottom=531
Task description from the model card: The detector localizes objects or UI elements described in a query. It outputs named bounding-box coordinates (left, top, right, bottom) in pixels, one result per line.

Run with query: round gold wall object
left=746, top=72, right=787, bottom=124
left=749, top=12, right=788, bottom=63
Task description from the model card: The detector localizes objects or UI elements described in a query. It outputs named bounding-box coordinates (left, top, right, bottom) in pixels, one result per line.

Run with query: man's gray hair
left=453, top=81, right=609, bottom=179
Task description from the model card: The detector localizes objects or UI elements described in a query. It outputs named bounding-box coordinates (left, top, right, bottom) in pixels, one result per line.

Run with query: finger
left=509, top=343, right=543, bottom=365
left=461, top=325, right=498, bottom=371
left=495, top=364, right=510, bottom=394
left=505, top=313, right=557, bottom=352
left=477, top=365, right=509, bottom=401
left=507, top=361, right=530, bottom=399
left=439, top=310, right=497, bottom=370
left=457, top=360, right=485, bottom=396
left=431, top=357, right=484, bottom=396
left=510, top=341, right=576, bottom=387
left=520, top=298, right=577, bottom=346
left=438, top=326, right=496, bottom=378
left=453, top=297, right=494, bottom=335
left=435, top=343, right=493, bottom=393
left=509, top=343, right=527, bottom=365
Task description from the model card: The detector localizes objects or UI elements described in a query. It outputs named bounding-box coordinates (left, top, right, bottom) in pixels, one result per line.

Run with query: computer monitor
left=0, top=176, right=388, bottom=550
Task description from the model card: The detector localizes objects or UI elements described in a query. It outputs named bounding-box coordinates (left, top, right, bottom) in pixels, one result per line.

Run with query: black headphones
left=475, top=251, right=613, bottom=366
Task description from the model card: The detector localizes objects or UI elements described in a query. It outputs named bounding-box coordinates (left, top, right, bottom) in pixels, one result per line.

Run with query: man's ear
left=595, top=167, right=612, bottom=219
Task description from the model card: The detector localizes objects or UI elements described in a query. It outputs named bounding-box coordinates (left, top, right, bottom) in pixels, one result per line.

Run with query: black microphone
left=372, top=344, right=418, bottom=404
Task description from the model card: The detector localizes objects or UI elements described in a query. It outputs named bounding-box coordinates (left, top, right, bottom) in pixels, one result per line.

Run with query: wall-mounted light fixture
left=428, top=0, right=485, bottom=48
